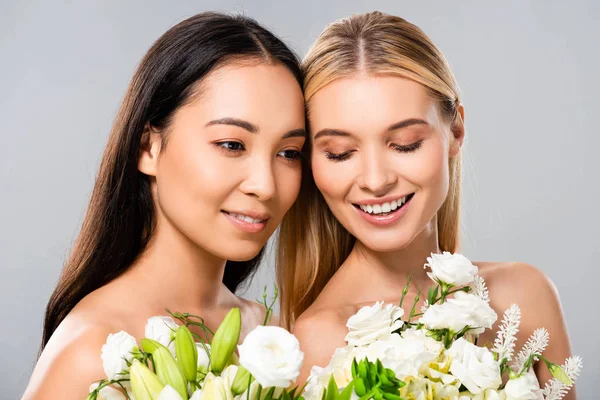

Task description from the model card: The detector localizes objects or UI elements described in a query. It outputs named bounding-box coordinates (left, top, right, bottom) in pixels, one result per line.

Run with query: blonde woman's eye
left=391, top=140, right=423, bottom=153
left=325, top=150, right=354, bottom=162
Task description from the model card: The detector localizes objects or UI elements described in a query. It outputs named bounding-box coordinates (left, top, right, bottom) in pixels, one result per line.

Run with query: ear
left=138, top=124, right=162, bottom=176
left=449, top=103, right=465, bottom=158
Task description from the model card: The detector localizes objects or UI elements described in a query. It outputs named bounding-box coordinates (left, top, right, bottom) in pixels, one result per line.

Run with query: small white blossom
left=493, top=304, right=521, bottom=363
left=471, top=275, right=490, bottom=304
left=512, top=328, right=550, bottom=371
left=541, top=356, right=582, bottom=400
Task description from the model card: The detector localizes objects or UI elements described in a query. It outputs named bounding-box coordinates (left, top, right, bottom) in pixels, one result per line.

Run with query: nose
left=356, top=149, right=397, bottom=195
left=239, top=158, right=277, bottom=201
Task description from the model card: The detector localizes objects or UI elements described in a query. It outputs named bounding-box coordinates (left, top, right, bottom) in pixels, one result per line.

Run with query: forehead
left=308, top=74, right=438, bottom=132
left=179, top=61, right=305, bottom=128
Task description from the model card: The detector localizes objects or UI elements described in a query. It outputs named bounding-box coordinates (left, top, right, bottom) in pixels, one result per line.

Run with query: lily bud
left=175, top=325, right=198, bottom=382
left=141, top=339, right=189, bottom=400
left=130, top=359, right=165, bottom=400
left=548, top=362, right=572, bottom=385
left=230, top=365, right=253, bottom=395
left=210, top=308, right=241, bottom=373
left=201, top=373, right=233, bottom=400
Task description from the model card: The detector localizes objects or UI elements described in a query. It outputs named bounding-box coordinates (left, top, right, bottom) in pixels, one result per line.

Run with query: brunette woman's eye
left=214, top=141, right=246, bottom=153
left=278, top=149, right=302, bottom=161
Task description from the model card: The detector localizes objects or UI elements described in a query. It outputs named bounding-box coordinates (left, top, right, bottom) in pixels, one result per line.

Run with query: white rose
left=448, top=338, right=502, bottom=394
left=504, top=371, right=543, bottom=400
left=426, top=252, right=478, bottom=286
left=421, top=292, right=497, bottom=334
left=88, top=383, right=128, bottom=400
left=238, top=326, right=304, bottom=388
left=195, top=342, right=211, bottom=372
left=157, top=385, right=184, bottom=400
left=470, top=389, right=507, bottom=400
left=101, top=331, right=138, bottom=380
left=382, top=329, right=443, bottom=379
left=145, top=316, right=178, bottom=356
left=345, top=302, right=404, bottom=347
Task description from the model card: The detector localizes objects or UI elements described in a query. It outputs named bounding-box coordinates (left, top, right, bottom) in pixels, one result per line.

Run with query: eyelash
left=325, top=150, right=354, bottom=162
left=391, top=140, right=424, bottom=153
left=214, top=141, right=303, bottom=163
left=324, top=140, right=424, bottom=162
left=215, top=141, right=245, bottom=153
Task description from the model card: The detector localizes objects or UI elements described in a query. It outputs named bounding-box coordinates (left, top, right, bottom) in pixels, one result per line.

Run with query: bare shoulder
left=294, top=305, right=349, bottom=343
left=22, top=313, right=118, bottom=400
left=476, top=261, right=560, bottom=310
left=475, top=261, right=573, bottom=388
left=293, top=305, right=351, bottom=385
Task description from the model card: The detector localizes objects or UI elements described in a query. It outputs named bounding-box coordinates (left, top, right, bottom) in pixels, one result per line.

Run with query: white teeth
left=381, top=202, right=391, bottom=213
left=230, top=213, right=263, bottom=224
left=357, top=195, right=411, bottom=215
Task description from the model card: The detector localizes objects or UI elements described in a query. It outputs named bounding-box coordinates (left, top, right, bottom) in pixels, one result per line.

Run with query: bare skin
left=23, top=62, right=305, bottom=399
left=294, top=74, right=575, bottom=398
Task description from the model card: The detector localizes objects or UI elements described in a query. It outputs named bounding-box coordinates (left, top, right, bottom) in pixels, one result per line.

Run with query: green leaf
left=325, top=376, right=339, bottom=400
left=354, top=378, right=367, bottom=396
left=337, top=381, right=355, bottom=400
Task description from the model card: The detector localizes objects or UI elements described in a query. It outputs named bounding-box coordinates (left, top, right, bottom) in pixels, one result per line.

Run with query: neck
left=345, top=218, right=440, bottom=298
left=125, top=214, right=229, bottom=312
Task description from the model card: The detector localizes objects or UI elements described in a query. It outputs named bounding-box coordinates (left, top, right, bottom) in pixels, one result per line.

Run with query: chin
left=355, top=231, right=416, bottom=253
left=218, top=240, right=265, bottom=262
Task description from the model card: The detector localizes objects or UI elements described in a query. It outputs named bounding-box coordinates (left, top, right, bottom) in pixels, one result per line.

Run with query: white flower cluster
left=90, top=310, right=304, bottom=400
left=304, top=252, right=582, bottom=400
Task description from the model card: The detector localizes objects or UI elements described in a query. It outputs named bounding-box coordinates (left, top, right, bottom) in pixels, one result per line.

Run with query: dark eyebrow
left=282, top=128, right=307, bottom=139
left=313, top=128, right=352, bottom=140
left=387, top=118, right=429, bottom=131
left=205, top=118, right=258, bottom=133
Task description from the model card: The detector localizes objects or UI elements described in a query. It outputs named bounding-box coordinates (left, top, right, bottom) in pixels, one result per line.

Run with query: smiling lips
left=353, top=193, right=415, bottom=226
left=222, top=210, right=269, bottom=233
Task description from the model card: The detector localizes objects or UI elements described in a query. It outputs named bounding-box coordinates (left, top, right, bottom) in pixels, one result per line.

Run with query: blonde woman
left=277, top=11, right=574, bottom=396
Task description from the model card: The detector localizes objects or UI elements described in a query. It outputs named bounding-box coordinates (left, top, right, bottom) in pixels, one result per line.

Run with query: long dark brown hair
left=42, top=12, right=303, bottom=348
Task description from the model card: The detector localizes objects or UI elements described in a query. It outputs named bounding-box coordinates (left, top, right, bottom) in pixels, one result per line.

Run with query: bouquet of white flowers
left=86, top=292, right=305, bottom=400
left=304, top=253, right=582, bottom=400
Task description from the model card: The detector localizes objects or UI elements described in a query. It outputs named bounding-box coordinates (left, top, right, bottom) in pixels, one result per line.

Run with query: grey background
left=1, top=1, right=598, bottom=398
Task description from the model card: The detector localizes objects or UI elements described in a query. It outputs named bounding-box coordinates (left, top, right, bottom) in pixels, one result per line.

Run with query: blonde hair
left=277, top=11, right=463, bottom=329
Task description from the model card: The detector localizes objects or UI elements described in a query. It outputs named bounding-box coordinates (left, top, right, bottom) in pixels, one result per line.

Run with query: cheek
left=274, top=163, right=303, bottom=214
left=402, top=140, right=449, bottom=190
left=156, top=141, right=235, bottom=215
left=311, top=157, right=352, bottom=202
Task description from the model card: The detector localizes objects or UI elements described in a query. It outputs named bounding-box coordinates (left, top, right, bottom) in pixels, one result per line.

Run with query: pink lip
left=222, top=212, right=268, bottom=233
left=355, top=195, right=413, bottom=226
left=353, top=194, right=412, bottom=206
